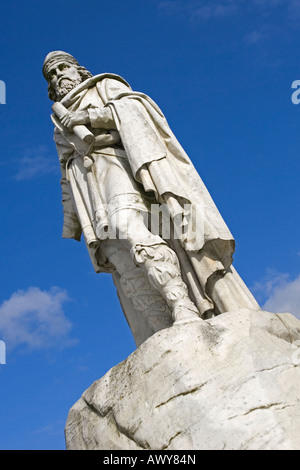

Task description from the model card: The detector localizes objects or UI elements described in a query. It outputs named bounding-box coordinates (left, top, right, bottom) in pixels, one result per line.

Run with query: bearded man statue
left=43, top=50, right=260, bottom=346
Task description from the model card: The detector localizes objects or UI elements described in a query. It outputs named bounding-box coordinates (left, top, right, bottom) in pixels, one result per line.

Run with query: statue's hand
left=60, top=110, right=90, bottom=129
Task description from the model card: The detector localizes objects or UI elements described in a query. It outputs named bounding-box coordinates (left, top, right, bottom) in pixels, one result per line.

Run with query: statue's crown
left=43, top=51, right=79, bottom=79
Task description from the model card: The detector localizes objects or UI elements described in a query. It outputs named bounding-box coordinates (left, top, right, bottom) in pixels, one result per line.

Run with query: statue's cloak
left=53, top=74, right=236, bottom=313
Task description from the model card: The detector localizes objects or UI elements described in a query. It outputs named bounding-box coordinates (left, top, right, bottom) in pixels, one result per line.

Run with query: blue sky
left=0, top=0, right=300, bottom=450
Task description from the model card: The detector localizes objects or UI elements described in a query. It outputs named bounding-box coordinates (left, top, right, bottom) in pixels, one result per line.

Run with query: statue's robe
left=52, top=74, right=257, bottom=340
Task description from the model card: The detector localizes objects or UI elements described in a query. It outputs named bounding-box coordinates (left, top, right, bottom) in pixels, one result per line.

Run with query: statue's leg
left=100, top=239, right=173, bottom=337
left=109, top=208, right=201, bottom=323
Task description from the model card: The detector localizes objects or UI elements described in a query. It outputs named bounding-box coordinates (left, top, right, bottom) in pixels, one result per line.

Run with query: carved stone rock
left=65, top=309, right=300, bottom=450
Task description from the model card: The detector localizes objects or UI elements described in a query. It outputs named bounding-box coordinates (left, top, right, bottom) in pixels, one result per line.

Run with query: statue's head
left=43, top=51, right=93, bottom=101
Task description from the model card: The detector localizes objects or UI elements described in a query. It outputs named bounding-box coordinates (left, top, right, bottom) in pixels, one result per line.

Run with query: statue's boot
left=131, top=241, right=201, bottom=323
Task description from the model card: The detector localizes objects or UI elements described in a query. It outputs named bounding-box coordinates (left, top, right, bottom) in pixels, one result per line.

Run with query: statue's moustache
left=57, top=76, right=74, bottom=86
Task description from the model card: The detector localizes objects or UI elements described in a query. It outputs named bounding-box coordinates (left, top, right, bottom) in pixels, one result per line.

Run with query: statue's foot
left=172, top=304, right=202, bottom=324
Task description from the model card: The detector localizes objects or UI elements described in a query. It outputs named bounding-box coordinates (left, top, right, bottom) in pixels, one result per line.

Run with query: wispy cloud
left=244, top=29, right=266, bottom=45
left=288, top=0, right=300, bottom=20
left=252, top=269, right=300, bottom=319
left=158, top=0, right=240, bottom=21
left=194, top=1, right=239, bottom=20
left=14, top=145, right=58, bottom=181
left=158, top=0, right=300, bottom=55
left=30, top=420, right=65, bottom=437
left=251, top=0, right=284, bottom=6
left=158, top=0, right=184, bottom=15
left=158, top=0, right=300, bottom=24
left=0, top=287, right=76, bottom=351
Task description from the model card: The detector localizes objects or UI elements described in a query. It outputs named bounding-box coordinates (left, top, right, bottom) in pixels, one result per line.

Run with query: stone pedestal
left=65, top=309, right=300, bottom=450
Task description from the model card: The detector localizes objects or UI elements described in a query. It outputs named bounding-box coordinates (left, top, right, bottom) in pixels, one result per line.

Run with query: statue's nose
left=55, top=67, right=64, bottom=77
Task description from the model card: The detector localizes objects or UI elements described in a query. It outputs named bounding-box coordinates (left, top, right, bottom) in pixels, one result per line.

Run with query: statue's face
left=48, top=61, right=83, bottom=100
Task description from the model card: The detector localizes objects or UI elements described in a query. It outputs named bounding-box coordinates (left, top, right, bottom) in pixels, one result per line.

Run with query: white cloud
left=0, top=287, right=75, bottom=351
left=14, top=145, right=58, bottom=181
left=263, top=275, right=300, bottom=318
left=252, top=270, right=300, bottom=319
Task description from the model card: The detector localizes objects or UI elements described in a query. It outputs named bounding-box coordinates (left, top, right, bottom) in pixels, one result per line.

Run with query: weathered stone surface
left=65, top=309, right=300, bottom=450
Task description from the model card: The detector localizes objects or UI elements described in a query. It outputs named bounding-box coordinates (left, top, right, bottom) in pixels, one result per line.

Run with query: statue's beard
left=55, top=77, right=82, bottom=100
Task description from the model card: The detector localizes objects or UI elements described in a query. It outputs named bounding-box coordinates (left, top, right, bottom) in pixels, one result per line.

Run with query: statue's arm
left=59, top=107, right=116, bottom=130
left=88, top=107, right=117, bottom=129
left=60, top=77, right=131, bottom=130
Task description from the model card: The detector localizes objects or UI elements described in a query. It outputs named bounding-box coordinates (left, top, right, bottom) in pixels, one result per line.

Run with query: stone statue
left=43, top=51, right=260, bottom=346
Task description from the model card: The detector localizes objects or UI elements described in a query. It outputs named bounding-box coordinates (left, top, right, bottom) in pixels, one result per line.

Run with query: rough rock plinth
left=65, top=309, right=300, bottom=450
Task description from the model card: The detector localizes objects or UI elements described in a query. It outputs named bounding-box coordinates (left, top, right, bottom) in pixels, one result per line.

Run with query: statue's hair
left=46, top=66, right=92, bottom=101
